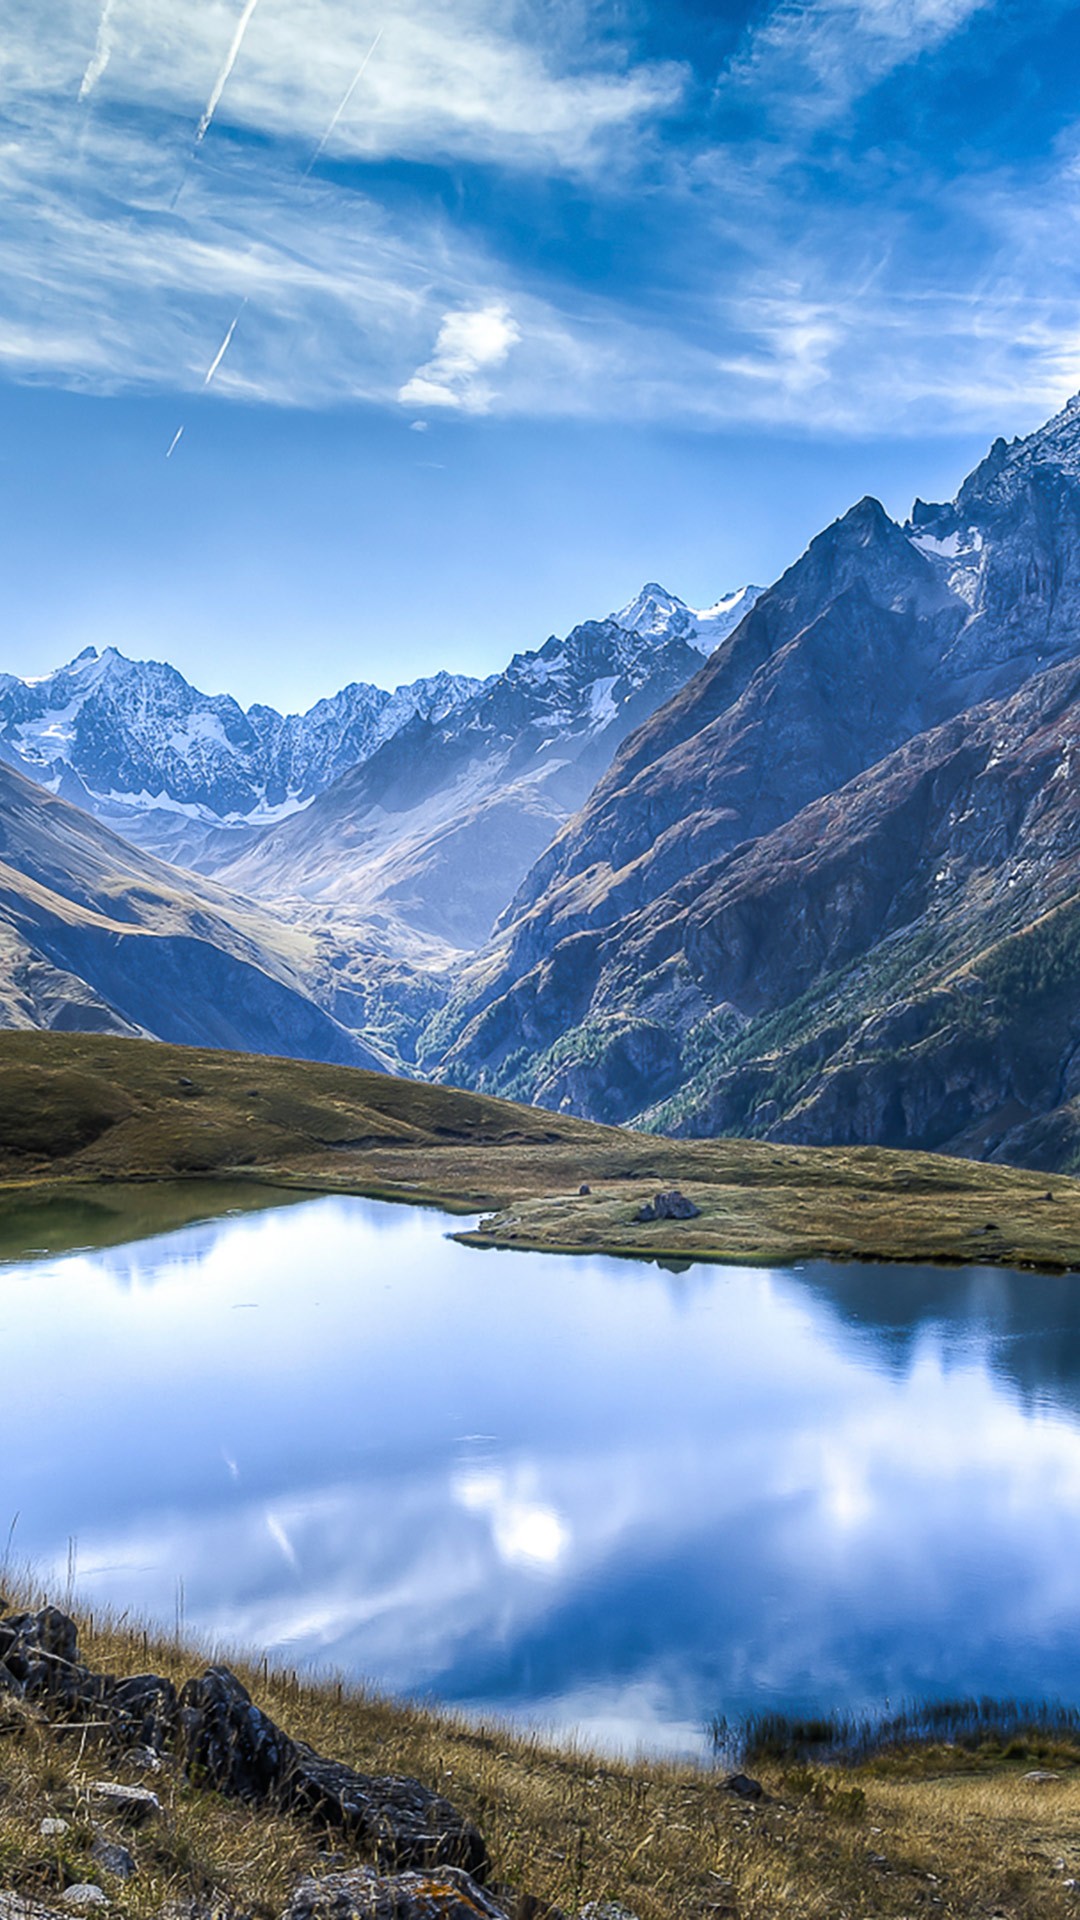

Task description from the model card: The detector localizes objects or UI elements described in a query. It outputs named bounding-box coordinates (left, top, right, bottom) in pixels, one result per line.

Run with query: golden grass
left=3, top=1599, right=1080, bottom=1919
left=1, top=1031, right=1079, bottom=1273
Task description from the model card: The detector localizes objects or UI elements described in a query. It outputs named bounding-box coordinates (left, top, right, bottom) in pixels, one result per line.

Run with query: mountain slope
left=424, top=395, right=1080, bottom=1171
left=216, top=600, right=757, bottom=949
left=0, top=760, right=388, bottom=1069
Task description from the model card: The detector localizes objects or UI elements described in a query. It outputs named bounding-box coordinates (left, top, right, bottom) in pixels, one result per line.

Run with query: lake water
left=4, top=1188, right=1080, bottom=1757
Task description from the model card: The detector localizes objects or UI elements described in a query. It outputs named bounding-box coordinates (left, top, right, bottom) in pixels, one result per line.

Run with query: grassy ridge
left=4, top=1597, right=1080, bottom=1920
left=2, top=1031, right=1080, bottom=1270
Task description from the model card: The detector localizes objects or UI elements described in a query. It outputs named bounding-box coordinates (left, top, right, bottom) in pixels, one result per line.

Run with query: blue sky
left=3, top=0, right=1080, bottom=709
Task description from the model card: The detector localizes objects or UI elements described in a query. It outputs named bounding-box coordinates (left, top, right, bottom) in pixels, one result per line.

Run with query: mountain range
left=0, top=583, right=756, bottom=887
left=10, top=394, right=1080, bottom=1172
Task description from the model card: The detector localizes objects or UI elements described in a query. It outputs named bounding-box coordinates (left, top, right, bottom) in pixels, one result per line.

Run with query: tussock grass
left=3, top=1592, right=1080, bottom=1918
left=713, top=1698, right=1080, bottom=1771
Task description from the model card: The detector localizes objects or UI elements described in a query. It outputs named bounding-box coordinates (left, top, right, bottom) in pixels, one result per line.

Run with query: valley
left=7, top=398, right=1080, bottom=1179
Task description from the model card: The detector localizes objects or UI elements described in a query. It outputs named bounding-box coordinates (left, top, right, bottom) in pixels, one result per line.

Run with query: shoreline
left=1, top=1030, right=1080, bottom=1273
left=3, top=1590, right=1080, bottom=1920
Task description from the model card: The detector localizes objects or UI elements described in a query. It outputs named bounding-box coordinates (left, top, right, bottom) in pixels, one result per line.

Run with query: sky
left=4, top=0, right=1080, bottom=709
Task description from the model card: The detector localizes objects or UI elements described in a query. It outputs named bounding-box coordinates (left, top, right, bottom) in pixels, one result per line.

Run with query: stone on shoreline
left=633, top=1190, right=701, bottom=1224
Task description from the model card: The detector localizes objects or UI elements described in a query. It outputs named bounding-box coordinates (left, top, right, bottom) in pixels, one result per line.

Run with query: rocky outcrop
left=179, top=1668, right=486, bottom=1877
left=0, top=1610, right=482, bottom=1881
left=286, top=1867, right=511, bottom=1920
left=0, top=1608, right=640, bottom=1920
left=633, top=1190, right=700, bottom=1222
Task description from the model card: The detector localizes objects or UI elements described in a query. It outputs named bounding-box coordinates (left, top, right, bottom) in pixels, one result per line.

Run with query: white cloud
left=398, top=304, right=521, bottom=412
left=0, top=0, right=1078, bottom=441
left=723, top=0, right=994, bottom=123
left=10, top=0, right=681, bottom=176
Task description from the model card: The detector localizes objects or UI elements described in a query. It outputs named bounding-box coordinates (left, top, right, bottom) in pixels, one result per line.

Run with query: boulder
left=633, top=1190, right=701, bottom=1224
left=286, top=1868, right=508, bottom=1920
left=180, top=1669, right=487, bottom=1879
left=723, top=1772, right=763, bottom=1800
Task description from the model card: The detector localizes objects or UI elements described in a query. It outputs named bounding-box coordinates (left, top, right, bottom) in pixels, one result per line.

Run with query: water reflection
left=4, top=1193, right=1080, bottom=1756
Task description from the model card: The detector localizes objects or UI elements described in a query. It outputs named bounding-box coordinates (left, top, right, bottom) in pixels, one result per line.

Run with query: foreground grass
left=5, top=1599, right=1080, bottom=1920
left=1, top=1032, right=1080, bottom=1271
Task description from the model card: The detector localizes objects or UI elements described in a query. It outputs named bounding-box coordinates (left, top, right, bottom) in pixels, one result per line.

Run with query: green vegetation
left=966, top=892, right=1080, bottom=1011
left=1, top=1030, right=1080, bottom=1271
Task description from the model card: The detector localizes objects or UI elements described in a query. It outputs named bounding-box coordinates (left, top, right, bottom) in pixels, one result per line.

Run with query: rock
left=85, top=1782, right=162, bottom=1823
left=578, top=1184, right=590, bottom=1196
left=180, top=1668, right=487, bottom=1878
left=723, top=1772, right=763, bottom=1800
left=633, top=1190, right=701, bottom=1224
left=0, top=1610, right=176, bottom=1751
left=0, top=1898, right=71, bottom=1920
left=578, top=1906, right=641, bottom=1920
left=120, top=1745, right=165, bottom=1775
left=39, top=1819, right=70, bottom=1837
left=179, top=1667, right=292, bottom=1801
left=59, top=1889, right=108, bottom=1911
left=286, top=1866, right=508, bottom=1920
left=90, top=1838, right=137, bottom=1882
left=0, top=1608, right=79, bottom=1667
left=1023, top=1768, right=1061, bottom=1783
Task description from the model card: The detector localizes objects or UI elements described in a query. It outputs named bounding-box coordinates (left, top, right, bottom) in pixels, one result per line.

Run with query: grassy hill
left=2, top=1031, right=1079, bottom=1271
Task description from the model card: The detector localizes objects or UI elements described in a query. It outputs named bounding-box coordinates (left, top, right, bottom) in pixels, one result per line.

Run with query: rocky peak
left=613, top=580, right=762, bottom=653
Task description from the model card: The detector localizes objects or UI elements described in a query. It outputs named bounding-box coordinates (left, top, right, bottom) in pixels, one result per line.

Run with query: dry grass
left=3, top=1598, right=1080, bottom=1919
left=2, top=1032, right=1080, bottom=1273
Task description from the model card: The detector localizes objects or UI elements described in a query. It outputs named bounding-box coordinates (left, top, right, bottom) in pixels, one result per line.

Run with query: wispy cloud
left=723, top=0, right=995, bottom=125
left=1, top=0, right=1079, bottom=439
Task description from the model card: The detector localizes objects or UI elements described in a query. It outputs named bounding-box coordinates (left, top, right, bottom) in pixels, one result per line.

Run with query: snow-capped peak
left=613, top=581, right=762, bottom=653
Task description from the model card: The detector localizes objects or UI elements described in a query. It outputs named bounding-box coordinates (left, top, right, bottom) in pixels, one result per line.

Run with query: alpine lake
left=4, top=1182, right=1080, bottom=1759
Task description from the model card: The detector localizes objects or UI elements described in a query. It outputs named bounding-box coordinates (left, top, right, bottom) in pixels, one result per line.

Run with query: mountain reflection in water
left=2, top=1191, right=1079, bottom=1757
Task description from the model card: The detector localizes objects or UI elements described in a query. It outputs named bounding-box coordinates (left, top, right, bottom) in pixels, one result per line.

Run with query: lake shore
left=2, top=1030, right=1079, bottom=1271
left=3, top=1593, right=1080, bottom=1920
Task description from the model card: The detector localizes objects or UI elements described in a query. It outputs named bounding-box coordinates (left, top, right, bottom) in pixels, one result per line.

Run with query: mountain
left=0, top=648, right=486, bottom=870
left=612, top=582, right=762, bottom=652
left=423, top=394, right=1080, bottom=1171
left=214, top=589, right=760, bottom=950
left=0, top=583, right=754, bottom=885
left=0, top=758, right=391, bottom=1071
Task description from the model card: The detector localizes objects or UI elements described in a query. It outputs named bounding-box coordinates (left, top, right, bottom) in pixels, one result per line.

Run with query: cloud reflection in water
left=6, top=1194, right=1080, bottom=1754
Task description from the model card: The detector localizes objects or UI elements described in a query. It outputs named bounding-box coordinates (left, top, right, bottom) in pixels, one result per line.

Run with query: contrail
left=79, top=0, right=118, bottom=100
left=196, top=0, right=262, bottom=144
left=204, top=299, right=248, bottom=385
left=165, top=426, right=185, bottom=459
left=302, top=28, right=384, bottom=178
